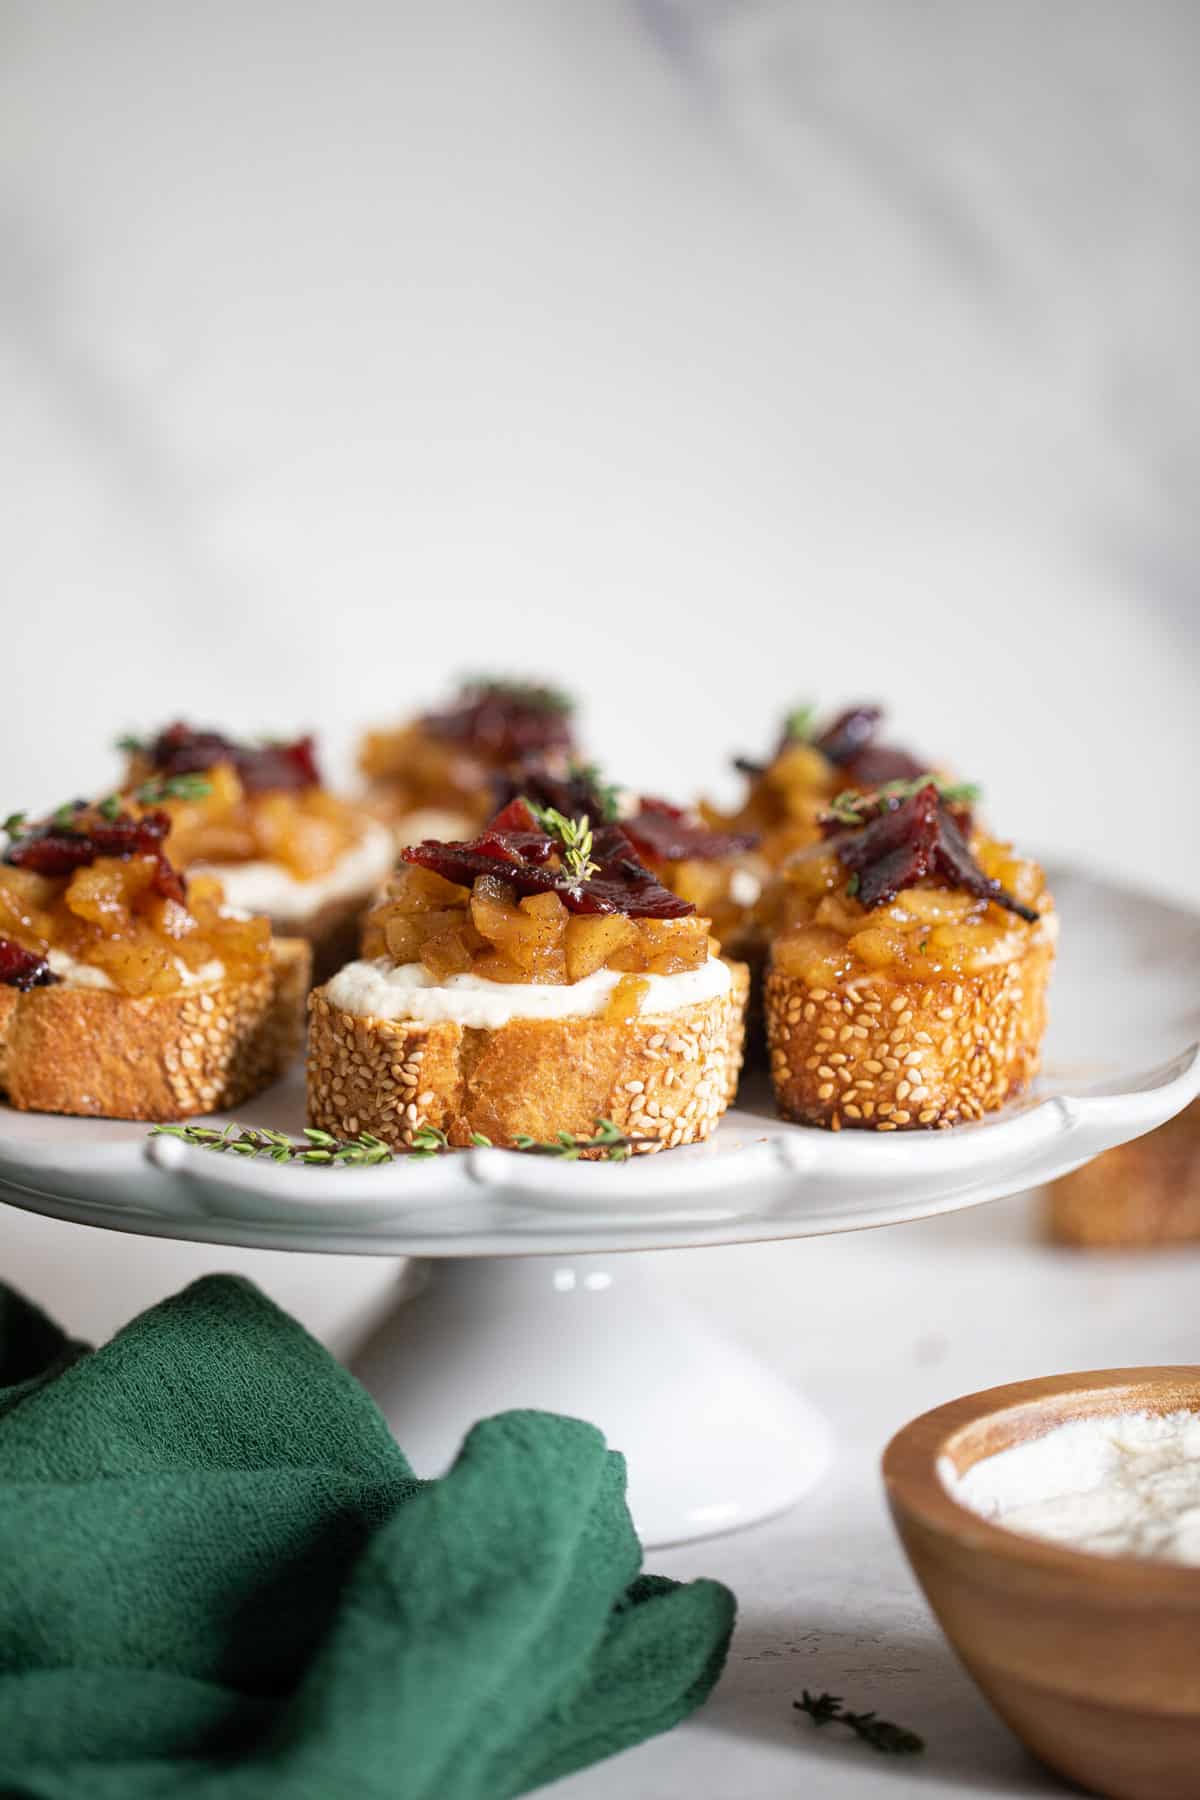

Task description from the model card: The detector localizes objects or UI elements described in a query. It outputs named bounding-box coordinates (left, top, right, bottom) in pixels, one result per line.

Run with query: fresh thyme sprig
left=525, top=801, right=600, bottom=885
left=827, top=774, right=981, bottom=828
left=133, top=773, right=213, bottom=808
left=115, top=732, right=147, bottom=755
left=151, top=1124, right=394, bottom=1166
left=794, top=1691, right=924, bottom=1756
left=507, top=1118, right=656, bottom=1161
left=150, top=1116, right=656, bottom=1166
left=784, top=701, right=817, bottom=743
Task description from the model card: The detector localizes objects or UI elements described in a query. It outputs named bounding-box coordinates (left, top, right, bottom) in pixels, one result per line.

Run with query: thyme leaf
left=525, top=801, right=600, bottom=885
left=794, top=1691, right=924, bottom=1756
left=784, top=702, right=817, bottom=743
left=134, top=773, right=213, bottom=807
left=115, top=733, right=146, bottom=755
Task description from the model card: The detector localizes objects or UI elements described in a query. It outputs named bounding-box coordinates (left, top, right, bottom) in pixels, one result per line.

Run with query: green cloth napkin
left=0, top=1275, right=735, bottom=1799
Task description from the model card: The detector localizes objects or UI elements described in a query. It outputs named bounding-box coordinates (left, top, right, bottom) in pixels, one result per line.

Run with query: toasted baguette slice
left=0, top=939, right=310, bottom=1121
left=307, top=961, right=749, bottom=1153
left=1046, top=1100, right=1200, bottom=1248
left=765, top=942, right=1053, bottom=1130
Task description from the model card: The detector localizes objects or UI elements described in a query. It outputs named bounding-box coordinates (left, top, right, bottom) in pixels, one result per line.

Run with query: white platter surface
left=0, top=865, right=1196, bottom=1256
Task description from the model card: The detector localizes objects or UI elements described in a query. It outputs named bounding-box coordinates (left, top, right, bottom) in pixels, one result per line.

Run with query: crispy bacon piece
left=421, top=682, right=575, bottom=763
left=0, top=938, right=55, bottom=991
left=403, top=801, right=694, bottom=918
left=812, top=705, right=926, bottom=788
left=623, top=798, right=758, bottom=865
left=812, top=705, right=884, bottom=766
left=6, top=807, right=187, bottom=904
left=829, top=784, right=1038, bottom=921
left=143, top=722, right=321, bottom=794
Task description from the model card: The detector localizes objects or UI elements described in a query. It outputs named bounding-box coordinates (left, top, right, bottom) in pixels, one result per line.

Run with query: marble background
left=2, top=0, right=1197, bottom=894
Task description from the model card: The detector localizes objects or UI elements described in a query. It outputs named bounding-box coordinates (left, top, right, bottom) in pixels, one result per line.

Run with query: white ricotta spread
left=47, top=950, right=226, bottom=991
left=324, top=953, right=732, bottom=1028
left=942, top=1410, right=1200, bottom=1564
left=193, top=820, right=394, bottom=922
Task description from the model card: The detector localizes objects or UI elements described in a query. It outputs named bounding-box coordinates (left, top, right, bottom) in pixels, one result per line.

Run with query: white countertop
left=3, top=1184, right=1194, bottom=1797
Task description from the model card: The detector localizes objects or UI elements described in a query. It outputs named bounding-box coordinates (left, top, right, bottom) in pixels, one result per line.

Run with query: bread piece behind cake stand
left=0, top=865, right=1197, bottom=1547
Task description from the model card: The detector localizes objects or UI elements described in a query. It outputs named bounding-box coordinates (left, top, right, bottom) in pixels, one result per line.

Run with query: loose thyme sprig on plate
left=794, top=1690, right=924, bottom=1756
left=151, top=1124, right=395, bottom=1166
left=525, top=801, right=600, bottom=885
left=826, top=774, right=981, bottom=828
left=150, top=1117, right=656, bottom=1166
left=494, top=1118, right=657, bottom=1161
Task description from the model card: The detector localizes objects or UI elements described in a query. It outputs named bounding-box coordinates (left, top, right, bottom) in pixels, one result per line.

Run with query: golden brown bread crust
left=765, top=943, right=1053, bottom=1130
left=1045, top=1100, right=1200, bottom=1248
left=307, top=960, right=749, bottom=1152
left=0, top=939, right=310, bottom=1120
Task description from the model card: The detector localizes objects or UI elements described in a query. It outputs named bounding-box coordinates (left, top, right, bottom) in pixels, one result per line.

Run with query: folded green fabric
left=0, top=1275, right=735, bottom=1799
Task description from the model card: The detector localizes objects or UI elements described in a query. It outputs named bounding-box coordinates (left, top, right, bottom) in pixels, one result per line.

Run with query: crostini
left=0, top=790, right=308, bottom=1118
left=308, top=798, right=748, bottom=1152
left=1046, top=1100, right=1200, bottom=1248
left=764, top=778, right=1056, bottom=1130
left=357, top=677, right=578, bottom=845
left=123, top=723, right=393, bottom=981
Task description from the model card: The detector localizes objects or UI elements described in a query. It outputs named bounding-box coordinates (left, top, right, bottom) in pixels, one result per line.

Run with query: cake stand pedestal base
left=349, top=1250, right=831, bottom=1547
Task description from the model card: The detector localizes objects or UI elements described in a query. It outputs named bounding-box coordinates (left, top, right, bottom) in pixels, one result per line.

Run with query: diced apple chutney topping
left=1, top=800, right=271, bottom=997
left=491, top=767, right=762, bottom=951
left=771, top=780, right=1051, bottom=988
left=718, top=701, right=929, bottom=861
left=131, top=722, right=322, bottom=793
left=125, top=726, right=367, bottom=880
left=359, top=679, right=579, bottom=824
left=363, top=800, right=715, bottom=987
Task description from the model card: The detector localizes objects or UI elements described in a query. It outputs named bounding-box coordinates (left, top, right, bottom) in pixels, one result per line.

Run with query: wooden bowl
left=883, top=1369, right=1200, bottom=1800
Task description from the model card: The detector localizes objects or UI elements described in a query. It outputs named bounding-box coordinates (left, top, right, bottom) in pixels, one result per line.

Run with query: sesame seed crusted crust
left=0, top=938, right=310, bottom=1120
left=764, top=944, right=1054, bottom=1131
left=307, top=959, right=750, bottom=1153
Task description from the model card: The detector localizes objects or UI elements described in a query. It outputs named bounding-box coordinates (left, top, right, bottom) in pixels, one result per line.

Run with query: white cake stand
left=0, top=866, right=1197, bottom=1545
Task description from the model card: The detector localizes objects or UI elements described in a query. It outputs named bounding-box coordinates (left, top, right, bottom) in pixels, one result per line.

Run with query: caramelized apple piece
left=420, top=926, right=476, bottom=980
left=64, top=856, right=157, bottom=926
left=390, top=864, right=470, bottom=912
left=564, top=914, right=637, bottom=981
left=603, top=974, right=649, bottom=1023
